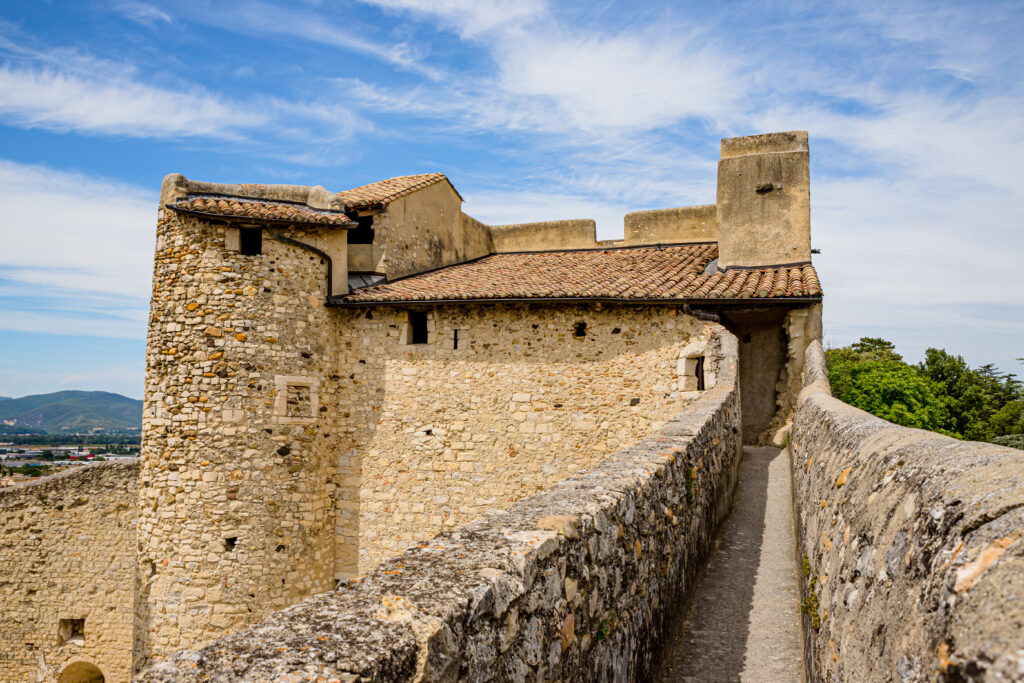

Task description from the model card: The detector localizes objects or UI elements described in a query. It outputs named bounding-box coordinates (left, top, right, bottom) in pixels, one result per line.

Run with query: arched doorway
left=57, top=660, right=105, bottom=683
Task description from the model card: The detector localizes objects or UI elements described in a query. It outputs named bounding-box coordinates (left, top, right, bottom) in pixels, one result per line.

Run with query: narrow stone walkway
left=656, top=446, right=804, bottom=682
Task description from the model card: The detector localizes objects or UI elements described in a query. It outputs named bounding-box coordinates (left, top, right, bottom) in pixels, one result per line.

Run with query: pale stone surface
left=0, top=461, right=137, bottom=683
left=137, top=331, right=743, bottom=682
left=623, top=204, right=717, bottom=245
left=716, top=131, right=811, bottom=269
left=338, top=304, right=708, bottom=573
left=792, top=341, right=1024, bottom=682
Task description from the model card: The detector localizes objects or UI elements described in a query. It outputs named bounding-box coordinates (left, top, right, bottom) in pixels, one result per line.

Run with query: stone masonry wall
left=0, top=461, right=138, bottom=683
left=332, top=304, right=712, bottom=575
left=137, top=209, right=346, bottom=668
left=791, top=340, right=1024, bottom=681
left=139, top=328, right=741, bottom=682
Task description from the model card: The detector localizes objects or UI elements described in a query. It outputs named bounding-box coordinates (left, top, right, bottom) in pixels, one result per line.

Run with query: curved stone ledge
left=792, top=340, right=1024, bottom=681
left=139, top=330, right=742, bottom=682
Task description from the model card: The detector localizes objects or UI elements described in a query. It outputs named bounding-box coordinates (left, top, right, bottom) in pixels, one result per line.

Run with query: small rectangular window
left=347, top=214, right=375, bottom=244
left=453, top=329, right=459, bottom=350
left=695, top=356, right=705, bottom=391
left=409, top=311, right=428, bottom=344
left=239, top=228, right=262, bottom=255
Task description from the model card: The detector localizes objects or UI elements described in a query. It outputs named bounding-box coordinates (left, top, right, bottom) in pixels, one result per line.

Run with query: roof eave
left=327, top=295, right=823, bottom=307
left=167, top=204, right=356, bottom=229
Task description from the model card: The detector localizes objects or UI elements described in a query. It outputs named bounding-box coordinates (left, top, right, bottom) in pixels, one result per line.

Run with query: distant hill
left=0, top=391, right=142, bottom=434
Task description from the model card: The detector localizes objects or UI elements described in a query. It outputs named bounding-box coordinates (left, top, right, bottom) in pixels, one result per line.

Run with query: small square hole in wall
left=58, top=618, right=85, bottom=645
left=286, top=384, right=312, bottom=418
left=574, top=321, right=587, bottom=337
left=224, top=537, right=238, bottom=551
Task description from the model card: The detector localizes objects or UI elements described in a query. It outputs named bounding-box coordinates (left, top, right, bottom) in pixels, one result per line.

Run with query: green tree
left=826, top=340, right=953, bottom=434
left=916, top=349, right=1023, bottom=441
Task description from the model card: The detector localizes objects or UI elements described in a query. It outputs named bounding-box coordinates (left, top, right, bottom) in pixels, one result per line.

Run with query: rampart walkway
left=657, top=446, right=804, bottom=682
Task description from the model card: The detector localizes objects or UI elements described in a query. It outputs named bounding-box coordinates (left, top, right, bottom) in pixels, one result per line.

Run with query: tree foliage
left=825, top=338, right=1023, bottom=447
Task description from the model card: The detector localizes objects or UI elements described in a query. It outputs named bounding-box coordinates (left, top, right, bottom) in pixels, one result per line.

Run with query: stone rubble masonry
left=135, top=203, right=723, bottom=671
left=337, top=303, right=711, bottom=575
left=791, top=340, right=1024, bottom=682
left=136, top=208, right=344, bottom=669
left=138, top=328, right=742, bottom=682
left=0, top=461, right=138, bottom=683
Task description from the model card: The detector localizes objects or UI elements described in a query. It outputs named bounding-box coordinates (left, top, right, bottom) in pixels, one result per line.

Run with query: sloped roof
left=339, top=243, right=821, bottom=303
left=336, top=173, right=455, bottom=210
left=171, top=196, right=354, bottom=226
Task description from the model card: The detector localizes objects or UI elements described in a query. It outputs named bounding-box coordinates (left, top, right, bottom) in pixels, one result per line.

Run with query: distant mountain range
left=0, top=391, right=142, bottom=434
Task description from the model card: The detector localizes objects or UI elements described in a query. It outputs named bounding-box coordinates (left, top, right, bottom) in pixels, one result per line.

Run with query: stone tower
left=134, top=175, right=351, bottom=666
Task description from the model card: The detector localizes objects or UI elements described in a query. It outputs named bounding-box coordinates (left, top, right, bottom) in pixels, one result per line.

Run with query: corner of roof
left=336, top=172, right=463, bottom=209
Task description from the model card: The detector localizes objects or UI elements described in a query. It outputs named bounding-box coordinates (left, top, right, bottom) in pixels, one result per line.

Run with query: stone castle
left=2, top=131, right=1020, bottom=682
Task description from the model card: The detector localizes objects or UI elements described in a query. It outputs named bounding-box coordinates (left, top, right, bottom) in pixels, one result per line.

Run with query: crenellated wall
left=791, top=340, right=1024, bottom=681
left=138, top=329, right=742, bottom=682
left=0, top=461, right=138, bottom=683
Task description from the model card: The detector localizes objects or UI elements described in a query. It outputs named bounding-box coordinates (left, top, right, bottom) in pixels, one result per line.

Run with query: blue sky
left=0, top=0, right=1021, bottom=399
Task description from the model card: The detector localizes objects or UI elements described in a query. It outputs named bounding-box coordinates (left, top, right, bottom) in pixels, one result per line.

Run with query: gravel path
left=656, top=446, right=804, bottom=682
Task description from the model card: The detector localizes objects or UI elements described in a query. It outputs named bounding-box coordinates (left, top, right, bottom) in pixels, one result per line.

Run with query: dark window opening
left=409, top=311, right=428, bottom=344
left=453, top=329, right=459, bottom=350
left=347, top=214, right=375, bottom=244
left=574, top=322, right=587, bottom=337
left=611, top=327, right=621, bottom=334
left=696, top=356, right=706, bottom=391
left=239, top=228, right=262, bottom=255
left=58, top=618, right=85, bottom=644
left=224, top=537, right=238, bottom=551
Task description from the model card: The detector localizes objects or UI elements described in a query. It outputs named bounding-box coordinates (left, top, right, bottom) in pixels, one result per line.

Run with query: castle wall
left=489, top=219, right=598, bottom=252
left=138, top=329, right=742, bottom=683
left=623, top=204, right=717, bottom=245
left=0, top=461, right=138, bottom=683
left=333, top=303, right=711, bottom=575
left=379, top=181, right=493, bottom=279
left=136, top=209, right=346, bottom=667
left=792, top=341, right=1024, bottom=681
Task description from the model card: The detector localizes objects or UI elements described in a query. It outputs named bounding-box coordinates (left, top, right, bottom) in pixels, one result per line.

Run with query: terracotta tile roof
left=341, top=244, right=822, bottom=303
left=337, top=173, right=453, bottom=209
left=171, top=196, right=354, bottom=226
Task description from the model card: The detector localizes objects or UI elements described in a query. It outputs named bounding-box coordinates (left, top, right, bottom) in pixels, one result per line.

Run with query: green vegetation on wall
left=826, top=338, right=1024, bottom=448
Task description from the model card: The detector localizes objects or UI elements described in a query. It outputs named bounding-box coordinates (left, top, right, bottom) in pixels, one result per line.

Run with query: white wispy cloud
left=0, top=159, right=155, bottom=339
left=353, top=0, right=746, bottom=134
left=177, top=0, right=441, bottom=79
left=111, top=1, right=172, bottom=26
left=0, top=28, right=368, bottom=148
left=0, top=65, right=268, bottom=139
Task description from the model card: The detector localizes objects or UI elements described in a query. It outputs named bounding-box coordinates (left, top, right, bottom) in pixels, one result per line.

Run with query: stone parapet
left=139, top=329, right=741, bottom=682
left=791, top=340, right=1024, bottom=681
left=489, top=219, right=598, bottom=252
